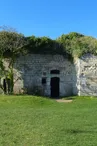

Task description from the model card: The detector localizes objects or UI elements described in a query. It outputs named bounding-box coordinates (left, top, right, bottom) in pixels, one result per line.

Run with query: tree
left=0, top=26, right=27, bottom=94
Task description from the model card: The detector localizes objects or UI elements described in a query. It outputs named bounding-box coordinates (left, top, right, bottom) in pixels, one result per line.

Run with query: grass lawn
left=0, top=95, right=97, bottom=146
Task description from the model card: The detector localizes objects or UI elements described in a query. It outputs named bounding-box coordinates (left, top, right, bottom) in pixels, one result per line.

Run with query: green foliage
left=26, top=36, right=66, bottom=54
left=0, top=28, right=27, bottom=94
left=57, top=32, right=97, bottom=57
left=24, top=32, right=97, bottom=59
left=0, top=31, right=27, bottom=57
left=1, top=31, right=97, bottom=59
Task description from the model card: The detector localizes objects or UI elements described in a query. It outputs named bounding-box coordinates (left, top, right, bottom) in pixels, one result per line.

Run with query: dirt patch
left=56, top=99, right=72, bottom=103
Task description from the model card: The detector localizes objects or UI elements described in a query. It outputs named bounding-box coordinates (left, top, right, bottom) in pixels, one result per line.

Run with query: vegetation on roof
left=26, top=36, right=63, bottom=54
left=25, top=32, right=97, bottom=58
left=0, top=30, right=97, bottom=59
left=57, top=32, right=97, bottom=57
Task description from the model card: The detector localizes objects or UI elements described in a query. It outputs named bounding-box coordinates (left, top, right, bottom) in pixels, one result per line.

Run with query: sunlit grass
left=0, top=95, right=97, bottom=146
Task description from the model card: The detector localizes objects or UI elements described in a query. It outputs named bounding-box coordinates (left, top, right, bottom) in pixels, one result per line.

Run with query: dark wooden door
left=50, top=77, right=59, bottom=98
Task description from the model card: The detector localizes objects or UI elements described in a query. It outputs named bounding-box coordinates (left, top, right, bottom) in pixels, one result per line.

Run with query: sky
left=0, top=0, right=97, bottom=39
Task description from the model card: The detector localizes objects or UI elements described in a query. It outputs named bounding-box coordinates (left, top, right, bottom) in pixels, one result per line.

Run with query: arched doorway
left=50, top=77, right=60, bottom=98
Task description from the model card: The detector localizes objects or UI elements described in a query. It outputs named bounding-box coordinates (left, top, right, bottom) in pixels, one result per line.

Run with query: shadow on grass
left=66, top=129, right=97, bottom=134
left=63, top=96, right=77, bottom=100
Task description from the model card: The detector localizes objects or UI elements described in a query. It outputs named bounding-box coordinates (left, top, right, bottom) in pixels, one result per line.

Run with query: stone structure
left=13, top=54, right=76, bottom=97
left=1, top=53, right=97, bottom=97
left=75, top=54, right=97, bottom=96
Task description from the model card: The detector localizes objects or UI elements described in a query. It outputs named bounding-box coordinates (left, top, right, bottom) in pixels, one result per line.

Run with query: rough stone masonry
left=1, top=53, right=97, bottom=97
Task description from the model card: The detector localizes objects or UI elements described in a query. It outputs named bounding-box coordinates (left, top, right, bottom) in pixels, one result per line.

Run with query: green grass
left=0, top=95, right=97, bottom=146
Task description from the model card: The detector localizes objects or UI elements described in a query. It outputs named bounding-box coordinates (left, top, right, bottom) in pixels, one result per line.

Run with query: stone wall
left=14, top=54, right=76, bottom=97
left=2, top=53, right=97, bottom=97
left=76, top=54, right=97, bottom=96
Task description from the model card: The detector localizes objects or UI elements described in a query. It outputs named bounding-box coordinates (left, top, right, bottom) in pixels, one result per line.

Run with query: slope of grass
left=0, top=95, right=97, bottom=146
